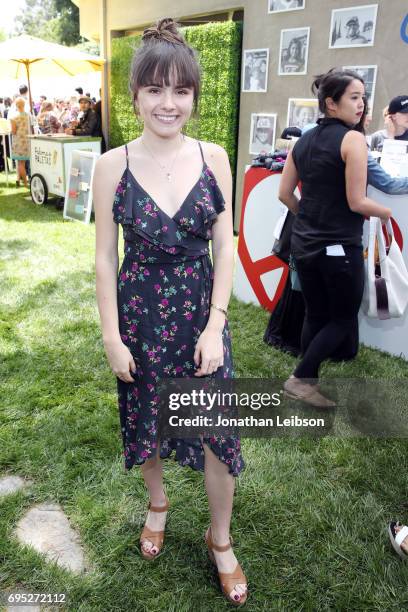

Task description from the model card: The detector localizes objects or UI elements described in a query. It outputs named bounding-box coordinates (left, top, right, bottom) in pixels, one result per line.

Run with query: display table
left=29, top=134, right=101, bottom=205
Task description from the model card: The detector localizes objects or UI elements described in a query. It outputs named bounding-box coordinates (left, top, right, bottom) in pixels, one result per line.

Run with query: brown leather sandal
left=139, top=496, right=169, bottom=561
left=205, top=527, right=248, bottom=606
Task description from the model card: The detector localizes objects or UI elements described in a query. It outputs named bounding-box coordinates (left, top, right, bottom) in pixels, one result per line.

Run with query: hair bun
left=142, top=17, right=185, bottom=45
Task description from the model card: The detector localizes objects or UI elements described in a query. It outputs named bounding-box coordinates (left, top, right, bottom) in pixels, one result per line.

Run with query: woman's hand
left=380, top=207, right=392, bottom=224
left=104, top=338, right=137, bottom=383
left=193, top=328, right=224, bottom=377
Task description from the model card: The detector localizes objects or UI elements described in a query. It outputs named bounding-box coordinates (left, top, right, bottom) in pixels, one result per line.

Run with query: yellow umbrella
left=0, top=35, right=105, bottom=110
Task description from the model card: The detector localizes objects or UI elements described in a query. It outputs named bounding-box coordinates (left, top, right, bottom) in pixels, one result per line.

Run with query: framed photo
left=343, top=65, right=378, bottom=115
left=242, top=49, right=269, bottom=93
left=268, top=0, right=305, bottom=14
left=329, top=4, right=378, bottom=48
left=287, top=98, right=320, bottom=130
left=249, top=113, right=277, bottom=155
left=279, top=27, right=310, bottom=76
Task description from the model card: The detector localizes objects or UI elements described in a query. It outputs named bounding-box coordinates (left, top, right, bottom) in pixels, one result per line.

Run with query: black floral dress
left=112, top=141, right=244, bottom=476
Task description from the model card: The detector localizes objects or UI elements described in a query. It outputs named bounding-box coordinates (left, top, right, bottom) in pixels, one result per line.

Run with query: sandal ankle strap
left=148, top=496, right=169, bottom=513
left=207, top=527, right=232, bottom=552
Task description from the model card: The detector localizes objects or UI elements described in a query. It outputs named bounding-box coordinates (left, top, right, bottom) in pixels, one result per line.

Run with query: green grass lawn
left=1, top=174, right=408, bottom=611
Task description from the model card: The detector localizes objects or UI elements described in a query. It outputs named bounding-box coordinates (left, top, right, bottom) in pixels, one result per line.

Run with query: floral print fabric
left=112, top=142, right=244, bottom=476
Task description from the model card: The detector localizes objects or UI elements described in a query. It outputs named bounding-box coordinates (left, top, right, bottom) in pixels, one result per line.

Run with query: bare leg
left=140, top=445, right=167, bottom=556
left=18, top=161, right=27, bottom=187
left=203, top=443, right=247, bottom=602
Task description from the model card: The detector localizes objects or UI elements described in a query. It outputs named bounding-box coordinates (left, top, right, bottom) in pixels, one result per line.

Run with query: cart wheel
left=30, top=174, right=48, bottom=205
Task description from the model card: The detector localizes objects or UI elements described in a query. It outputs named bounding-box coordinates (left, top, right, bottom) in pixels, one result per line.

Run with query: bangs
left=130, top=41, right=201, bottom=106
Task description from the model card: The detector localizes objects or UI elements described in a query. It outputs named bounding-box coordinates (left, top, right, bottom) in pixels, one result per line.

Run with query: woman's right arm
left=342, top=131, right=392, bottom=221
left=93, top=151, right=136, bottom=383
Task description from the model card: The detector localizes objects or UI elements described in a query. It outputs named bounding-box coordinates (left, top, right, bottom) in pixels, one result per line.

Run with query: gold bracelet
left=210, top=303, right=227, bottom=316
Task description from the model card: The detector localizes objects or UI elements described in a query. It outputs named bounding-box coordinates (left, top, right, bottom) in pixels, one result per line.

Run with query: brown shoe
left=284, top=377, right=336, bottom=408
left=139, top=496, right=169, bottom=561
left=205, top=527, right=248, bottom=606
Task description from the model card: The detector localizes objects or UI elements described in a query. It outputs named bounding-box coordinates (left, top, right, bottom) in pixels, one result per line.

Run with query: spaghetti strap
left=197, top=140, right=205, bottom=163
left=124, top=144, right=129, bottom=168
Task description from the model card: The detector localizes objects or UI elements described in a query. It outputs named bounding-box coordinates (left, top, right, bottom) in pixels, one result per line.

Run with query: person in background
left=370, top=96, right=408, bottom=152
left=266, top=105, right=408, bottom=360
left=93, top=88, right=106, bottom=152
left=37, top=100, right=61, bottom=134
left=0, top=97, right=4, bottom=117
left=54, top=98, right=66, bottom=122
left=34, top=95, right=46, bottom=116
left=278, top=68, right=391, bottom=407
left=3, top=98, right=12, bottom=119
left=65, top=95, right=102, bottom=137
left=10, top=85, right=31, bottom=116
left=58, top=97, right=76, bottom=132
left=10, top=97, right=32, bottom=188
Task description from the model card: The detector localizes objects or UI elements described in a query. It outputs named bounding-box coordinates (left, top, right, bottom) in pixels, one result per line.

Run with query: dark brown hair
left=312, top=68, right=365, bottom=111
left=129, top=18, right=201, bottom=111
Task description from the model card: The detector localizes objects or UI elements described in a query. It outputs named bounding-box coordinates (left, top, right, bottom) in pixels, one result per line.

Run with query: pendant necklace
left=141, top=134, right=185, bottom=182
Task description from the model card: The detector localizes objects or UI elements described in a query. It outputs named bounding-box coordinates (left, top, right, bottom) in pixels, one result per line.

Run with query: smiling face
left=135, top=71, right=195, bottom=138
left=326, top=78, right=365, bottom=126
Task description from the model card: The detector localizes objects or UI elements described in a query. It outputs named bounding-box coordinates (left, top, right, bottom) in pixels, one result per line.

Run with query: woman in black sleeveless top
left=278, top=68, right=392, bottom=407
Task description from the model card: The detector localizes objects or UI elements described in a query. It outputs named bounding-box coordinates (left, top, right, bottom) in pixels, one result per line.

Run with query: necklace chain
left=141, top=134, right=185, bottom=182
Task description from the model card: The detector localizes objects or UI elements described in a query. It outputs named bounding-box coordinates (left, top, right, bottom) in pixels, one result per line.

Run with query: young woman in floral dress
left=93, top=18, right=247, bottom=607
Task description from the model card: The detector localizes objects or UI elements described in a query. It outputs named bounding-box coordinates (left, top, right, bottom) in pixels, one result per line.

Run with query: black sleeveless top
left=291, top=117, right=364, bottom=260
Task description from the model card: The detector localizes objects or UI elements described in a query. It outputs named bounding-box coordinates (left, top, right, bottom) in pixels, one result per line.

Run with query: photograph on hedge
left=343, top=64, right=378, bottom=116
left=249, top=113, right=276, bottom=154
left=242, top=48, right=269, bottom=93
left=268, top=0, right=305, bottom=13
left=329, top=4, right=378, bottom=48
left=287, top=98, right=319, bottom=131
left=279, top=27, right=310, bottom=75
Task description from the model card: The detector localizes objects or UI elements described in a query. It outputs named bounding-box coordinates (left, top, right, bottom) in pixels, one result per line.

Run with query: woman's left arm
left=193, top=143, right=234, bottom=377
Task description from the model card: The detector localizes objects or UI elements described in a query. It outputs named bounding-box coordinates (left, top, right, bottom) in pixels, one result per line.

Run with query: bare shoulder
left=342, top=130, right=366, bottom=146
left=199, top=141, right=230, bottom=177
left=94, top=144, right=127, bottom=187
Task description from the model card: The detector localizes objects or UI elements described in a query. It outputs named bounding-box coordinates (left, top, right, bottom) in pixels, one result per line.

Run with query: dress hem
left=122, top=442, right=243, bottom=478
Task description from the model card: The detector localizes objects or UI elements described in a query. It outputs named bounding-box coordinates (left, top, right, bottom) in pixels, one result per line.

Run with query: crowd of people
left=0, top=85, right=104, bottom=186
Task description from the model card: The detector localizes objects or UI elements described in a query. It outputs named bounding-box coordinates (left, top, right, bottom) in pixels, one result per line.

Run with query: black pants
left=293, top=245, right=364, bottom=379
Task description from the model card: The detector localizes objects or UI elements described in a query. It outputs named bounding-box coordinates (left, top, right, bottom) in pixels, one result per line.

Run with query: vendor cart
left=29, top=134, right=101, bottom=205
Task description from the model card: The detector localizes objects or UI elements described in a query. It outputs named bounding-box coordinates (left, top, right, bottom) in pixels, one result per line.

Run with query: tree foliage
left=14, top=0, right=82, bottom=46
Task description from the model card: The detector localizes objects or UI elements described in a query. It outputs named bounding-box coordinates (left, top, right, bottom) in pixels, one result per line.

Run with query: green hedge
left=109, top=21, right=242, bottom=172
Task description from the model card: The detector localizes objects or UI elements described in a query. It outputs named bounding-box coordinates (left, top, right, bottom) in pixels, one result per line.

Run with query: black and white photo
left=242, top=49, right=269, bottom=93
left=268, top=0, right=305, bottom=14
left=249, top=113, right=277, bottom=155
left=329, top=5, right=378, bottom=48
left=287, top=98, right=319, bottom=130
left=279, top=27, right=310, bottom=75
left=343, top=65, right=377, bottom=116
